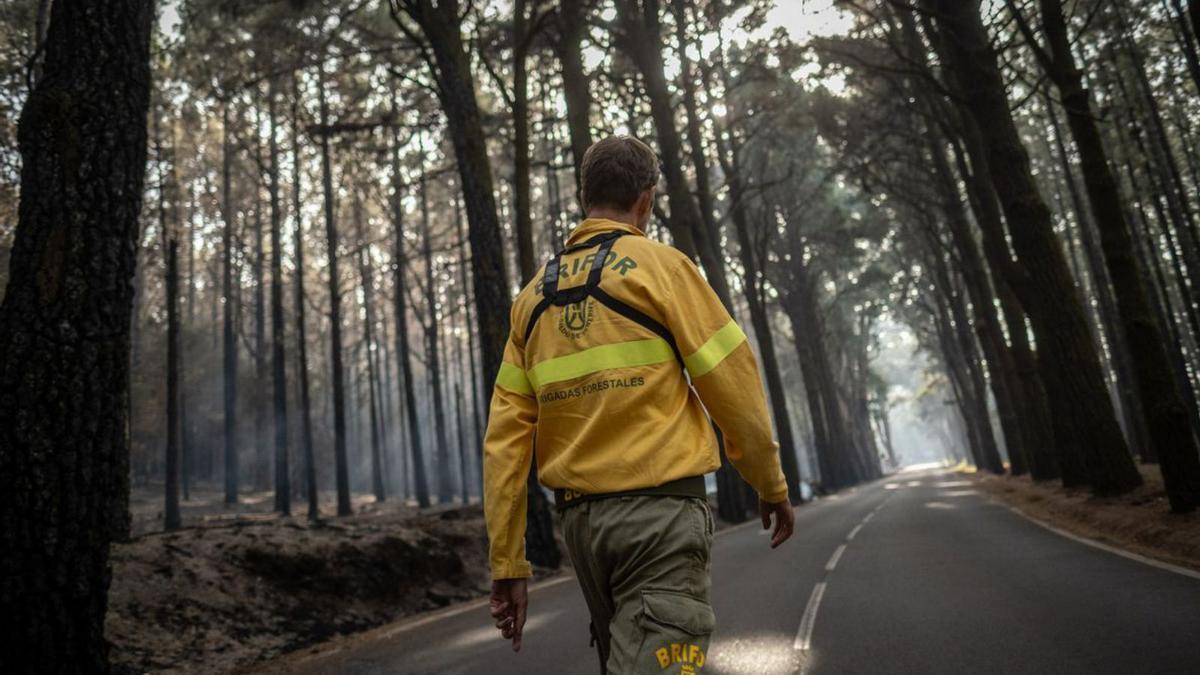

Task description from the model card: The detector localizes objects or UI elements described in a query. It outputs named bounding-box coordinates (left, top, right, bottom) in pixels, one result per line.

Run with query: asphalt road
left=273, top=468, right=1200, bottom=674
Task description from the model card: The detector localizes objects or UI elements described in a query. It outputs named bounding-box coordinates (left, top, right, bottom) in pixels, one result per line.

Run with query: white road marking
left=791, top=493, right=894, bottom=654
left=793, top=582, right=827, bottom=651
left=998, top=502, right=1200, bottom=582
left=825, top=544, right=847, bottom=572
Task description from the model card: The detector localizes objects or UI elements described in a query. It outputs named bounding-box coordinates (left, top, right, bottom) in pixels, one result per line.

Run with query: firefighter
left=484, top=136, right=795, bottom=673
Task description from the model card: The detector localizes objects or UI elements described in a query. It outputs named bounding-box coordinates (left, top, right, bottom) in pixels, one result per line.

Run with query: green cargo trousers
left=561, top=495, right=716, bottom=674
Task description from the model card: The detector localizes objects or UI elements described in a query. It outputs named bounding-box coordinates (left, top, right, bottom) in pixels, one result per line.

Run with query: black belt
left=553, top=475, right=707, bottom=510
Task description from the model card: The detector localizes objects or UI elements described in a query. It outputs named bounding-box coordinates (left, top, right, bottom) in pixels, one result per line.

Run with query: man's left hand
left=489, top=578, right=529, bottom=652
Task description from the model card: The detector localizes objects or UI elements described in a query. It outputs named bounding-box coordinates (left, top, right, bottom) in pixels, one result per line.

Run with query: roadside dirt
left=968, top=465, right=1200, bottom=573
left=106, top=494, right=495, bottom=675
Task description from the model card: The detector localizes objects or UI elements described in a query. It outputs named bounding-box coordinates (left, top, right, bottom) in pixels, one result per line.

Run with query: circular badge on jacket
left=558, top=298, right=595, bottom=339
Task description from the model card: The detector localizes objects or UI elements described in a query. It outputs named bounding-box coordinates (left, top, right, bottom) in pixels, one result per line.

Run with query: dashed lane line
left=825, top=544, right=847, bottom=572
left=793, top=582, right=827, bottom=651
left=795, top=495, right=891, bottom=655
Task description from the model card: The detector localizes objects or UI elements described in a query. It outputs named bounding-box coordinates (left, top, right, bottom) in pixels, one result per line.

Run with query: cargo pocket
left=633, top=590, right=715, bottom=674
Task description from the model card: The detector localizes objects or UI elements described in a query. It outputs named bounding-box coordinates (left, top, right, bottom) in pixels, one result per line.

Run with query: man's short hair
left=580, top=136, right=660, bottom=212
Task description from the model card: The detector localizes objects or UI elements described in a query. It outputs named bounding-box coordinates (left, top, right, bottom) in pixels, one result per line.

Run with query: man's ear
left=636, top=188, right=654, bottom=221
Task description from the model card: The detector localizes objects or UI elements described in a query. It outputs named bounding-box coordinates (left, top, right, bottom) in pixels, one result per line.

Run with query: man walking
left=484, top=136, right=795, bottom=673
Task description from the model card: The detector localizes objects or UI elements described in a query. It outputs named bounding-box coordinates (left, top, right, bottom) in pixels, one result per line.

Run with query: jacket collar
left=565, top=218, right=646, bottom=245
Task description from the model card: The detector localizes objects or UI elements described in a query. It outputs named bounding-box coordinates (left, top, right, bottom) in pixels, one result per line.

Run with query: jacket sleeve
left=482, top=321, right=538, bottom=580
left=662, top=256, right=790, bottom=504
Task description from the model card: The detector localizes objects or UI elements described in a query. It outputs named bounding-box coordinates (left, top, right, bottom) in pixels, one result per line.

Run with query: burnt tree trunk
left=392, top=0, right=512, bottom=393
left=252, top=99, right=269, bottom=493
left=0, top=0, right=152, bottom=669
left=292, top=75, right=319, bottom=521
left=390, top=126, right=431, bottom=508
left=157, top=107, right=183, bottom=531
left=317, top=62, right=352, bottom=517
left=267, top=79, right=291, bottom=515
left=222, top=103, right=240, bottom=504
left=393, top=0, right=559, bottom=567
left=418, top=160, right=453, bottom=504
left=454, top=196, right=485, bottom=495
left=355, top=195, right=386, bottom=503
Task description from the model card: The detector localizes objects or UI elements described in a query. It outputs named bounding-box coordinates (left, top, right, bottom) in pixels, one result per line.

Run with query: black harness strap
left=523, top=231, right=683, bottom=366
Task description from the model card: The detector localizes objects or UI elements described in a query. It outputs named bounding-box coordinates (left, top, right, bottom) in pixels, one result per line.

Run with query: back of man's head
left=580, top=136, right=660, bottom=214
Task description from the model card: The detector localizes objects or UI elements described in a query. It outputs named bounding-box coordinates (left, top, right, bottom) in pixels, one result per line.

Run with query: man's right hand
left=760, top=498, right=795, bottom=548
left=490, top=578, right=529, bottom=652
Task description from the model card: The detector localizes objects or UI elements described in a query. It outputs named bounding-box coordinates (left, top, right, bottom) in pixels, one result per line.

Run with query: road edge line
left=998, top=501, right=1200, bottom=582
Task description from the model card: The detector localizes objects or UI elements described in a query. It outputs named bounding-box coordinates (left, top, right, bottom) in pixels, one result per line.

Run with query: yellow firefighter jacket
left=482, top=218, right=789, bottom=579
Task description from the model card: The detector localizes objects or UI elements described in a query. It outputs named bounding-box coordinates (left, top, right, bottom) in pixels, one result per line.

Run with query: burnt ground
left=107, top=486, right=500, bottom=674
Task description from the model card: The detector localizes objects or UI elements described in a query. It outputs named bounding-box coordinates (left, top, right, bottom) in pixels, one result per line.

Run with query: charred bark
left=0, top=0, right=152, bottom=668
left=317, top=62, right=352, bottom=517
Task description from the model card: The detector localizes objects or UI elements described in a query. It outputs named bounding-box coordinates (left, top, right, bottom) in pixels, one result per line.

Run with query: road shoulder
left=968, top=467, right=1200, bottom=575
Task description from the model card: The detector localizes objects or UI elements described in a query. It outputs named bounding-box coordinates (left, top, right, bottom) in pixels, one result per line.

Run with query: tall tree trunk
left=948, top=119, right=1061, bottom=481
left=0, top=0, right=152, bottom=668
left=418, top=157, right=453, bottom=503
left=1036, top=0, right=1200, bottom=510
left=672, top=1, right=723, bottom=262
left=1192, top=0, right=1200, bottom=47
left=732, top=210, right=803, bottom=500
left=393, top=0, right=513, bottom=392
left=896, top=8, right=1059, bottom=479
left=252, top=100, right=270, bottom=493
left=927, top=0, right=1142, bottom=495
left=390, top=126, right=431, bottom=508
left=317, top=62, right=352, bottom=517
left=512, top=0, right=536, bottom=284
left=181, top=178, right=194, bottom=500
left=454, top=196, right=485, bottom=495
left=292, top=75, right=319, bottom=521
left=933, top=296, right=989, bottom=469
left=1108, top=92, right=1200, bottom=440
left=455, top=382, right=470, bottom=501
left=556, top=0, right=594, bottom=202
left=267, top=80, right=291, bottom=516
left=158, top=111, right=183, bottom=531
left=928, top=132, right=1027, bottom=475
left=393, top=4, right=554, bottom=559
left=926, top=232, right=1006, bottom=474
left=355, top=195, right=386, bottom=503
left=222, top=103, right=240, bottom=504
left=612, top=0, right=699, bottom=262
left=1043, top=96, right=1150, bottom=464
left=782, top=259, right=860, bottom=491
left=1168, top=0, right=1200, bottom=99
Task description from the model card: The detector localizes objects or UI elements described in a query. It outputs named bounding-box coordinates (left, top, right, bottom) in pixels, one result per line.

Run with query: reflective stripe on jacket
left=482, top=218, right=789, bottom=579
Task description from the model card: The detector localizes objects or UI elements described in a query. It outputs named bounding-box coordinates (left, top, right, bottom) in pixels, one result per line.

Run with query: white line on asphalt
left=825, top=544, right=847, bottom=572
left=998, top=502, right=1200, bottom=582
left=794, top=582, right=827, bottom=651
left=792, top=493, right=892, bottom=654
